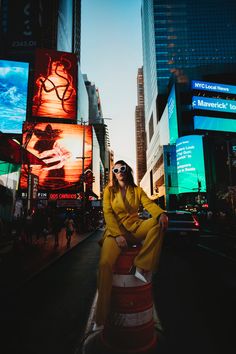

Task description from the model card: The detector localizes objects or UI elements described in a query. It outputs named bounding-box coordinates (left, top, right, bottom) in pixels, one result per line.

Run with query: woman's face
left=112, top=163, right=127, bottom=183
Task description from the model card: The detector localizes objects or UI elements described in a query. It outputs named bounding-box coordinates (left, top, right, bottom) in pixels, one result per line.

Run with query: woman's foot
left=134, top=267, right=148, bottom=283
left=129, top=265, right=152, bottom=283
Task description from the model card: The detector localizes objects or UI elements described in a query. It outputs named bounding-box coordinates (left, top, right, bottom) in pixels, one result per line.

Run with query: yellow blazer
left=102, top=185, right=165, bottom=238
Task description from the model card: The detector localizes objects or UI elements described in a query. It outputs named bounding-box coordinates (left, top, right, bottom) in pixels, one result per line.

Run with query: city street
left=1, top=227, right=235, bottom=354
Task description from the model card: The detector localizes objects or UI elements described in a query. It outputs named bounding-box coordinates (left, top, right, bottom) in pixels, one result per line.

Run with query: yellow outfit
left=95, top=185, right=165, bottom=326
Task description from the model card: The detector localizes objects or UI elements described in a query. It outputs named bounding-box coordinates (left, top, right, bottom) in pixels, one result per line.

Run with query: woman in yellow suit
left=94, top=160, right=168, bottom=329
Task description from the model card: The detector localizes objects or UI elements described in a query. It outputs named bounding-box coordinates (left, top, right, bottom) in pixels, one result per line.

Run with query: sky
left=80, top=0, right=143, bottom=175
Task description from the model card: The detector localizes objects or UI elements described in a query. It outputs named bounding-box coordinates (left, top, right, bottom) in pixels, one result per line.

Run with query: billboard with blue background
left=194, top=116, right=236, bottom=133
left=192, top=96, right=236, bottom=114
left=168, top=85, right=179, bottom=144
left=0, top=59, right=29, bottom=134
left=176, top=135, right=206, bottom=194
left=192, top=80, right=236, bottom=95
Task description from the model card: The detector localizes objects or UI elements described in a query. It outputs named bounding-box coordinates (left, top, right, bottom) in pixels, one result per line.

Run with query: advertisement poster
left=0, top=59, right=29, bottom=133
left=20, top=122, right=92, bottom=190
left=176, top=135, right=206, bottom=194
left=32, top=49, right=77, bottom=120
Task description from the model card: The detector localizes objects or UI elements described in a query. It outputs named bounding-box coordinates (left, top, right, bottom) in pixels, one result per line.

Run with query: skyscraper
left=135, top=67, right=147, bottom=184
left=141, top=0, right=236, bottom=210
left=142, top=0, right=236, bottom=120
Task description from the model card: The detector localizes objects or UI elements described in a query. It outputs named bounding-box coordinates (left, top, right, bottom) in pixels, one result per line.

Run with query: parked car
left=164, top=210, right=200, bottom=247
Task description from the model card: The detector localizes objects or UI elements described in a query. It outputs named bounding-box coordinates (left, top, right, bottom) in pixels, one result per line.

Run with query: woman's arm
left=139, top=187, right=165, bottom=219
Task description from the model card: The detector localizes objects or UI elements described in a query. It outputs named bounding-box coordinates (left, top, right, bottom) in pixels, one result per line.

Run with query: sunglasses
left=112, top=165, right=127, bottom=174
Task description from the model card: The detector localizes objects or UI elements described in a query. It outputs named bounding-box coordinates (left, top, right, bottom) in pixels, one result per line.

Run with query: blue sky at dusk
left=81, top=0, right=142, bottom=174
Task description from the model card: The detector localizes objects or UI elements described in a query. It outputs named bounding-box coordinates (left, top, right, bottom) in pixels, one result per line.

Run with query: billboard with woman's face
left=32, top=49, right=77, bottom=120
left=20, top=122, right=92, bottom=190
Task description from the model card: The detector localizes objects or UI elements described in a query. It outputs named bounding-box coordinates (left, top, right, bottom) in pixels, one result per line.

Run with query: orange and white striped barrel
left=101, top=245, right=157, bottom=354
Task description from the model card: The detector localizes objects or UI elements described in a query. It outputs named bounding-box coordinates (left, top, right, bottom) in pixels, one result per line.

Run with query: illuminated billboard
left=20, top=122, right=92, bottom=190
left=176, top=135, right=206, bottom=194
left=168, top=85, right=179, bottom=144
left=192, top=80, right=236, bottom=95
left=192, top=96, right=236, bottom=114
left=194, top=116, right=236, bottom=133
left=32, top=49, right=77, bottom=120
left=0, top=59, right=29, bottom=133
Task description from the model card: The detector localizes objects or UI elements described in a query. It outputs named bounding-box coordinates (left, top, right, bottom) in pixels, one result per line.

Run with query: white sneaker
left=134, top=268, right=148, bottom=283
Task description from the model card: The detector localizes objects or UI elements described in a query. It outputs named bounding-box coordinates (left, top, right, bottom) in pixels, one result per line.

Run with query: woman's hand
left=115, top=235, right=128, bottom=248
left=158, top=213, right=168, bottom=231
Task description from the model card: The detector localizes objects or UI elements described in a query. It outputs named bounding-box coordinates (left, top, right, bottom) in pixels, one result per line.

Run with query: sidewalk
left=0, top=227, right=97, bottom=297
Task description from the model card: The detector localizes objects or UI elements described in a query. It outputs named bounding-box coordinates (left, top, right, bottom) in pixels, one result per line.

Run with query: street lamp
left=76, top=118, right=91, bottom=231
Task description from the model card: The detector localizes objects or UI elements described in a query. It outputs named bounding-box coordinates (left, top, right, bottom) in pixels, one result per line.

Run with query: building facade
left=135, top=67, right=147, bottom=184
left=141, top=0, right=236, bottom=213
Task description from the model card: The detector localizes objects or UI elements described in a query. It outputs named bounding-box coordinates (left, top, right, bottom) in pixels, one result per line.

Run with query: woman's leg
left=132, top=217, right=164, bottom=272
left=95, top=236, right=121, bottom=326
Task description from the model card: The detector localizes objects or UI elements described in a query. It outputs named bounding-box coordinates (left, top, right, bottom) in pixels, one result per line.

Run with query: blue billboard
left=192, top=80, right=236, bottom=95
left=168, top=85, right=178, bottom=144
left=176, top=135, right=206, bottom=194
left=0, top=59, right=29, bottom=134
left=192, top=96, right=236, bottom=114
left=194, top=116, right=236, bottom=133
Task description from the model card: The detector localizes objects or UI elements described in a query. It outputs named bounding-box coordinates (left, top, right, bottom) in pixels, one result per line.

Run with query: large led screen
left=192, top=96, right=236, bottom=114
left=32, top=49, right=77, bottom=120
left=176, top=135, right=206, bottom=194
left=168, top=85, right=179, bottom=144
left=194, top=116, right=236, bottom=133
left=0, top=59, right=29, bottom=133
left=20, top=123, right=92, bottom=191
left=192, top=80, right=236, bottom=95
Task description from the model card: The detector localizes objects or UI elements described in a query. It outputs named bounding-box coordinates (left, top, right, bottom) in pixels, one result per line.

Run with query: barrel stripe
left=109, top=307, right=153, bottom=327
left=112, top=273, right=152, bottom=287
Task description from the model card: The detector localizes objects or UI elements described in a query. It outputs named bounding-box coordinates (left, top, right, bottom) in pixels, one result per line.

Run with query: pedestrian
left=51, top=211, right=62, bottom=248
left=94, top=160, right=168, bottom=331
left=24, top=210, right=33, bottom=244
left=64, top=214, right=75, bottom=248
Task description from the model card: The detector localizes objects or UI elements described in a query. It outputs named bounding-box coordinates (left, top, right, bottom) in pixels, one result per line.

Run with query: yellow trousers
left=95, top=217, right=164, bottom=326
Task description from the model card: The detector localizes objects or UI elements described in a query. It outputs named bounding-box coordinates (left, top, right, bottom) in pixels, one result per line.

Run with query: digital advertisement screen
left=32, top=49, right=77, bottom=120
left=0, top=59, right=29, bottom=133
left=168, top=85, right=179, bottom=144
left=192, top=96, right=236, bottom=114
left=194, top=116, right=236, bottom=133
left=176, top=135, right=206, bottom=194
left=20, top=122, right=92, bottom=191
left=192, top=80, right=236, bottom=95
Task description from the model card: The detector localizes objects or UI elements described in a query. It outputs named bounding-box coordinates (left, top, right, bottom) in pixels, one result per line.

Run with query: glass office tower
left=142, top=0, right=236, bottom=106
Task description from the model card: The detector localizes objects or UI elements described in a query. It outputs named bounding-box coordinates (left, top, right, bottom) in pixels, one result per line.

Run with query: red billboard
left=20, top=122, right=92, bottom=190
left=32, top=49, right=77, bottom=120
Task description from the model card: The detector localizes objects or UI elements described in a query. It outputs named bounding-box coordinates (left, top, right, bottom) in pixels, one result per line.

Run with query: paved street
left=1, top=225, right=235, bottom=354
left=1, top=229, right=102, bottom=354
left=0, top=226, right=99, bottom=297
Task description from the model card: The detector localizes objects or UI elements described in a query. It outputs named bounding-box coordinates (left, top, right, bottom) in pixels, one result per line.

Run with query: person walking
left=64, top=214, right=75, bottom=248
left=94, top=160, right=168, bottom=330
